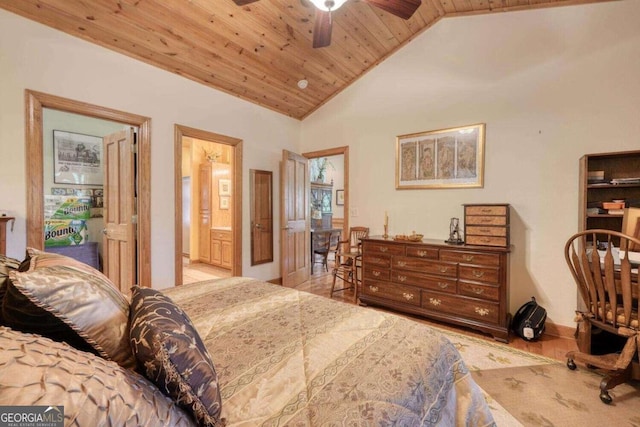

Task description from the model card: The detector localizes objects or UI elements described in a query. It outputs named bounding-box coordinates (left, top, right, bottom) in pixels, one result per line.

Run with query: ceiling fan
left=233, top=0, right=422, bottom=48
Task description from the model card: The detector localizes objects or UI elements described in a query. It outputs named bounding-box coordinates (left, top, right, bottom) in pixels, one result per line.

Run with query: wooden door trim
left=174, top=124, right=243, bottom=285
left=302, top=146, right=349, bottom=238
left=25, top=89, right=152, bottom=287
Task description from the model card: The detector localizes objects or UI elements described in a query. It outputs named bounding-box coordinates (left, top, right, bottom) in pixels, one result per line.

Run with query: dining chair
left=331, top=226, right=369, bottom=301
left=313, top=232, right=339, bottom=273
left=564, top=229, right=640, bottom=404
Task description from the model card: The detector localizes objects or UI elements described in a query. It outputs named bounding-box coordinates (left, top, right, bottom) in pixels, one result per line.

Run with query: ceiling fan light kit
left=309, top=0, right=348, bottom=12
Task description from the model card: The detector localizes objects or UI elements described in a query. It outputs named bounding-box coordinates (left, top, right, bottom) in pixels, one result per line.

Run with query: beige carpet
left=437, top=328, right=640, bottom=427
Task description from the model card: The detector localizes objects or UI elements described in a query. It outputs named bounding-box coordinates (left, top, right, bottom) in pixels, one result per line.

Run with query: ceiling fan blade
left=313, top=9, right=332, bottom=48
left=364, top=0, right=421, bottom=20
left=232, top=0, right=260, bottom=5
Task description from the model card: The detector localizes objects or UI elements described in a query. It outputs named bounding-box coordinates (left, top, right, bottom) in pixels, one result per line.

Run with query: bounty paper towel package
left=44, top=219, right=89, bottom=247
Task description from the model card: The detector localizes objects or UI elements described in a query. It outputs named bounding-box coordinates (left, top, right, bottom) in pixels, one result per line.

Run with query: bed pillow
left=0, top=255, right=21, bottom=325
left=5, top=263, right=136, bottom=369
left=20, top=247, right=102, bottom=275
left=129, top=286, right=225, bottom=427
left=0, top=327, right=195, bottom=427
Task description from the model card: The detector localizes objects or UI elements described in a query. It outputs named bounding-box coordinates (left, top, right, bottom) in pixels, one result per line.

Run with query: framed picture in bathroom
left=219, top=179, right=231, bottom=196
left=220, top=196, right=230, bottom=210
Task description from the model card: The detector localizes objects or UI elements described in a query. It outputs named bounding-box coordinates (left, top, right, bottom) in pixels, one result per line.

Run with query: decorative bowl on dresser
left=360, top=236, right=511, bottom=342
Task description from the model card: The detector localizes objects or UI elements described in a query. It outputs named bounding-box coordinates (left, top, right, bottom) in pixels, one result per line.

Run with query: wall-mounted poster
left=53, top=130, right=103, bottom=185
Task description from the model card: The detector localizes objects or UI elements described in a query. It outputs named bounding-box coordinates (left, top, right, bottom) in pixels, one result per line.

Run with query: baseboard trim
left=267, top=277, right=282, bottom=285
left=545, top=321, right=575, bottom=340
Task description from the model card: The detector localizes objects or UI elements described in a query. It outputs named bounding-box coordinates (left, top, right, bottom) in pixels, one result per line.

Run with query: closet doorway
left=174, top=125, right=242, bottom=285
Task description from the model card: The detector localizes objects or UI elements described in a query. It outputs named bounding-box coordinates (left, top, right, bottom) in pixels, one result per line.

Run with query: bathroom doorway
left=174, top=125, right=242, bottom=286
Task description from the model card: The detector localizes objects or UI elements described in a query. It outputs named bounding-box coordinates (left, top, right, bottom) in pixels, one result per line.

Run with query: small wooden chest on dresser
left=463, top=204, right=510, bottom=247
left=361, top=237, right=510, bottom=342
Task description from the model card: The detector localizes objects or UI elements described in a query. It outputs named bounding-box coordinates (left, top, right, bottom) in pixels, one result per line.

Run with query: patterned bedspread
left=164, top=277, right=495, bottom=427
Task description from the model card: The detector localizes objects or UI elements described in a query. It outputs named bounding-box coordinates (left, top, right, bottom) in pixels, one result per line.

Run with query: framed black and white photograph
left=53, top=130, right=103, bottom=186
left=336, top=189, right=344, bottom=206
left=395, top=123, right=485, bottom=189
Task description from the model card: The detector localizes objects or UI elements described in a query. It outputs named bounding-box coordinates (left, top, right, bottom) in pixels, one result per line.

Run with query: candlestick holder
left=383, top=224, right=389, bottom=239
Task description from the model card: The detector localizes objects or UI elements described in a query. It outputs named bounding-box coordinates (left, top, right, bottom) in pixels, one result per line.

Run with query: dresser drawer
left=465, top=226, right=507, bottom=237
left=421, top=291, right=500, bottom=324
left=393, top=271, right=457, bottom=294
left=363, top=254, right=391, bottom=268
left=459, top=264, right=500, bottom=284
left=363, top=242, right=405, bottom=256
left=465, top=235, right=507, bottom=247
left=362, top=280, right=420, bottom=306
left=363, top=266, right=390, bottom=281
left=439, top=250, right=500, bottom=266
left=394, top=256, right=457, bottom=277
left=465, top=205, right=508, bottom=216
left=465, top=216, right=507, bottom=226
left=458, top=281, right=500, bottom=301
left=405, top=245, right=438, bottom=259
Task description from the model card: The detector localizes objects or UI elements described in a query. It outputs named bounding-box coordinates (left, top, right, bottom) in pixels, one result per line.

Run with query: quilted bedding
left=164, top=277, right=495, bottom=426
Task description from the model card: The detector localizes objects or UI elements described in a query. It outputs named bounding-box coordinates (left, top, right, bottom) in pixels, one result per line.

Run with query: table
left=310, top=227, right=341, bottom=274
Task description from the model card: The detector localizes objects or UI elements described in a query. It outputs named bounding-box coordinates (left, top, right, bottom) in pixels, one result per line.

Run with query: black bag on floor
left=512, top=296, right=547, bottom=341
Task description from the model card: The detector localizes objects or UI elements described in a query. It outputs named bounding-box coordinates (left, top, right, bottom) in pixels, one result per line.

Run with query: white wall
left=300, top=1, right=640, bottom=327
left=0, top=9, right=301, bottom=285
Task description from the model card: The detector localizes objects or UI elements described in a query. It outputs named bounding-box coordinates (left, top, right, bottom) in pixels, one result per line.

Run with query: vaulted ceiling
left=0, top=0, right=615, bottom=120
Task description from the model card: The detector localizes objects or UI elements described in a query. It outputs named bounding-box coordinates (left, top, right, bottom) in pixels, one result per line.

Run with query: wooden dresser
left=360, top=237, right=511, bottom=342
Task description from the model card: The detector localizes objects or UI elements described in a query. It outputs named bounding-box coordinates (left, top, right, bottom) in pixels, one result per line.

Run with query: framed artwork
left=395, top=123, right=485, bottom=189
left=219, top=179, right=231, bottom=196
left=53, top=130, right=103, bottom=185
left=336, top=189, right=344, bottom=206
left=220, top=196, right=230, bottom=210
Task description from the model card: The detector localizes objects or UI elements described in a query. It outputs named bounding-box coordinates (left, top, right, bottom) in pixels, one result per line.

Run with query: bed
left=163, top=277, right=494, bottom=426
left=0, top=250, right=495, bottom=426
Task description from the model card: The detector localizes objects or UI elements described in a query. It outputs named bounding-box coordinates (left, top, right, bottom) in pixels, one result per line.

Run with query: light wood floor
left=182, top=257, right=231, bottom=285
left=182, top=260, right=578, bottom=362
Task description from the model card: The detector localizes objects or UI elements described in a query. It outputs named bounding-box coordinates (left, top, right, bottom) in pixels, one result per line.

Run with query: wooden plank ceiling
left=0, top=0, right=615, bottom=120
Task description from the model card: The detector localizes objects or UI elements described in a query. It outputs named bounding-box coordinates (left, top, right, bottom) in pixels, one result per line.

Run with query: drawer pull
left=437, top=282, right=449, bottom=289
left=369, top=286, right=379, bottom=293
left=397, top=261, right=407, bottom=267
left=481, top=208, right=492, bottom=213
left=402, top=293, right=415, bottom=301
left=417, top=250, right=429, bottom=257
left=379, top=247, right=388, bottom=253
left=463, top=255, right=474, bottom=261
left=372, top=270, right=381, bottom=277
left=479, top=228, right=491, bottom=233
left=475, top=307, right=490, bottom=316
left=429, top=298, right=441, bottom=306
left=471, top=287, right=484, bottom=295
left=438, top=266, right=449, bottom=273
left=398, top=275, right=407, bottom=282
left=472, top=270, right=485, bottom=278
left=480, top=218, right=492, bottom=223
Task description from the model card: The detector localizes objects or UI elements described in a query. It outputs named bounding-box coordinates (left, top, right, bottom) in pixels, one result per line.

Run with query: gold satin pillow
left=7, top=262, right=136, bottom=369
left=0, top=327, right=195, bottom=427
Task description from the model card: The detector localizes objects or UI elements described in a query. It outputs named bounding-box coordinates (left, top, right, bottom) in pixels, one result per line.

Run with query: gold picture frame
left=395, top=123, right=485, bottom=189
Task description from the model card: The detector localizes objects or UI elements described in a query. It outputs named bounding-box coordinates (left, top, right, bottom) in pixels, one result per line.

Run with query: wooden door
left=103, top=129, right=136, bottom=294
left=280, top=150, right=310, bottom=287
left=250, top=169, right=273, bottom=265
